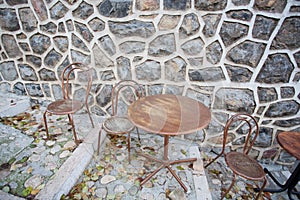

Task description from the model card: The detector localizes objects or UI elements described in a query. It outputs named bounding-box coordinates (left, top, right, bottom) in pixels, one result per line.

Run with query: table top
left=277, top=131, right=300, bottom=160
left=128, top=94, right=211, bottom=135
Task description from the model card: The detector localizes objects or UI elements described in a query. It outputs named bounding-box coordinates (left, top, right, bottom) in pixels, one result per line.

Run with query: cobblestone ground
left=0, top=101, right=299, bottom=199
left=65, top=134, right=198, bottom=200
left=0, top=102, right=90, bottom=199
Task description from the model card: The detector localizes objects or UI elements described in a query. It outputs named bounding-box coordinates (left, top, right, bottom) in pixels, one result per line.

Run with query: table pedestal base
left=138, top=152, right=197, bottom=192
left=256, top=163, right=300, bottom=200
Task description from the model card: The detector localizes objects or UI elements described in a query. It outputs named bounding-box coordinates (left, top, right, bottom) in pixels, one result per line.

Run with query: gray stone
left=281, top=87, right=295, bottom=99
left=99, top=35, right=116, bottom=56
left=179, top=13, right=200, bottom=38
left=1, top=34, right=22, bottom=58
left=135, top=60, right=161, bottom=81
left=232, top=0, right=250, bottom=6
left=274, top=117, right=300, bottom=128
left=186, top=88, right=211, bottom=107
left=169, top=188, right=186, bottom=200
left=38, top=68, right=57, bottom=81
left=181, top=37, right=204, bottom=55
left=119, top=41, right=145, bottom=54
left=45, top=49, right=62, bottom=68
left=75, top=22, right=93, bottom=42
left=72, top=34, right=89, bottom=52
left=88, top=17, right=105, bottom=32
left=206, top=41, right=222, bottom=64
left=220, top=22, right=249, bottom=46
left=6, top=0, right=27, bottom=5
left=108, top=20, right=155, bottom=38
left=25, top=83, right=44, bottom=97
left=195, top=0, right=227, bottom=11
left=40, top=22, right=57, bottom=34
left=148, top=33, right=176, bottom=56
left=116, top=56, right=131, bottom=80
left=255, top=127, right=273, bottom=147
left=136, top=0, right=159, bottom=11
left=214, top=88, right=255, bottom=113
left=187, top=57, right=203, bottom=67
left=93, top=45, right=113, bottom=68
left=31, top=0, right=48, bottom=21
left=50, top=1, right=68, bottom=20
left=95, top=187, right=107, bottom=198
left=24, top=174, right=43, bottom=189
left=54, top=36, right=69, bottom=53
left=225, top=65, right=252, bottom=82
left=256, top=54, right=294, bottom=83
left=19, top=7, right=37, bottom=32
left=100, top=175, right=116, bottom=184
left=29, top=33, right=51, bottom=54
left=271, top=17, right=300, bottom=50
left=254, top=0, right=287, bottom=13
left=265, top=100, right=299, bottom=117
left=18, top=64, right=38, bottom=81
left=58, top=22, right=66, bottom=32
left=13, top=82, right=26, bottom=95
left=165, top=85, right=184, bottom=95
left=73, top=2, right=93, bottom=20
left=158, top=15, right=180, bottom=31
left=96, top=85, right=112, bottom=107
left=19, top=42, right=30, bottom=52
left=0, top=8, right=20, bottom=31
left=226, top=9, right=253, bottom=21
left=253, top=15, right=278, bottom=40
left=100, top=70, right=115, bottom=81
left=258, top=87, right=277, bottom=103
left=202, top=14, right=221, bottom=37
left=164, top=0, right=189, bottom=10
left=26, top=55, right=42, bottom=68
left=165, top=56, right=186, bottom=82
left=98, top=0, right=132, bottom=18
left=227, top=41, right=266, bottom=68
left=71, top=50, right=91, bottom=63
left=0, top=61, right=18, bottom=81
left=189, top=67, right=225, bottom=82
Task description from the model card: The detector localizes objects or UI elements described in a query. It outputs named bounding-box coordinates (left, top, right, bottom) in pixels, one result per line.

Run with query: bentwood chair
left=205, top=113, right=267, bottom=199
left=97, top=80, right=145, bottom=162
left=43, top=62, right=94, bottom=145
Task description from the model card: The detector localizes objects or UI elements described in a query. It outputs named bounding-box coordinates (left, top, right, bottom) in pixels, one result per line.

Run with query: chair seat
left=103, top=116, right=135, bottom=134
left=225, top=151, right=265, bottom=181
left=47, top=99, right=83, bottom=115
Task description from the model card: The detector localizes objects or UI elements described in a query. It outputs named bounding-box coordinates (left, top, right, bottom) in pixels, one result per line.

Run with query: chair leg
left=204, top=153, right=223, bottom=168
left=128, top=132, right=131, bottom=163
left=136, top=127, right=141, bottom=142
left=68, top=114, right=80, bottom=145
left=86, top=105, right=94, bottom=128
left=43, top=111, right=50, bottom=139
left=97, top=126, right=103, bottom=155
left=255, top=177, right=267, bottom=200
left=221, top=173, right=236, bottom=199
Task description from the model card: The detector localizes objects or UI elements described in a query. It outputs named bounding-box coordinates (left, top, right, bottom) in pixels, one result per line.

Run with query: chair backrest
left=222, top=113, right=259, bottom=155
left=111, top=80, right=145, bottom=116
left=61, top=62, right=93, bottom=106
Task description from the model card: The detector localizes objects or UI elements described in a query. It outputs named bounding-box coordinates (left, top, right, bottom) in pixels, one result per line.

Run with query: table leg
left=138, top=135, right=197, bottom=192
left=260, top=163, right=300, bottom=200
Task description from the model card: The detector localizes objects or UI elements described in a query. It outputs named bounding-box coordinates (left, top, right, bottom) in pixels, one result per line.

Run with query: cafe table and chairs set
left=46, top=68, right=299, bottom=199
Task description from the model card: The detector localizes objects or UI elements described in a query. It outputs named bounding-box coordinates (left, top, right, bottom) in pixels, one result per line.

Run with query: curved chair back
left=223, top=113, right=259, bottom=155
left=111, top=80, right=145, bottom=116
left=205, top=113, right=259, bottom=168
left=61, top=62, right=93, bottom=114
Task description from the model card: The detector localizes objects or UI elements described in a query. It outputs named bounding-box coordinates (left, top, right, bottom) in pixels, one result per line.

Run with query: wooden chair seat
left=225, top=151, right=265, bottom=180
left=46, top=99, right=83, bottom=115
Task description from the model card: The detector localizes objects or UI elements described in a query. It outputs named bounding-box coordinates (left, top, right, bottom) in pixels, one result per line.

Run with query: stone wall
left=0, top=0, right=299, bottom=164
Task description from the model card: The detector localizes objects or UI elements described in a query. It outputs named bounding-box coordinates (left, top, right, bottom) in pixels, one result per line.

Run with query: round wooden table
left=263, top=132, right=300, bottom=200
left=128, top=94, right=211, bottom=192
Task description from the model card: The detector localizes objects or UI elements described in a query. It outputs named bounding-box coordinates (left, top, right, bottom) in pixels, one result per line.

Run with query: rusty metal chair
left=43, top=62, right=94, bottom=145
left=205, top=113, right=267, bottom=199
left=97, top=80, right=145, bottom=162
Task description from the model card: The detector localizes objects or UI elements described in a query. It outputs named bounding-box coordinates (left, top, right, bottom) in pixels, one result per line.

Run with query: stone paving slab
left=0, top=125, right=33, bottom=165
